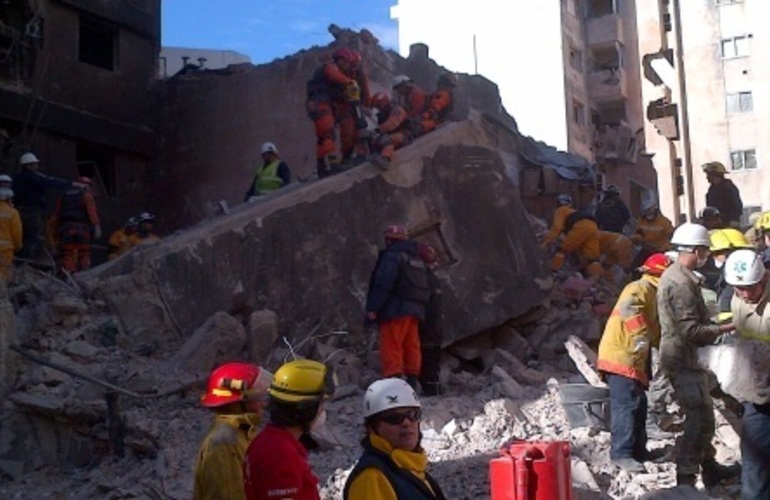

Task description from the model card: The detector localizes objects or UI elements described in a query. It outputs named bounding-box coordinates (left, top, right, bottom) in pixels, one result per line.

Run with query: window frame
left=725, top=91, right=753, bottom=113
left=720, top=35, right=750, bottom=59
left=730, top=149, right=757, bottom=171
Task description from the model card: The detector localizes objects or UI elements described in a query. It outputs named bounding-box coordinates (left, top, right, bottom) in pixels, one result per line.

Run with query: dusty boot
left=701, top=460, right=741, bottom=488
left=612, top=458, right=646, bottom=473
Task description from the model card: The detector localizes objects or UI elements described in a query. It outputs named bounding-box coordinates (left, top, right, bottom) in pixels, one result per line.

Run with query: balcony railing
left=587, top=67, right=627, bottom=102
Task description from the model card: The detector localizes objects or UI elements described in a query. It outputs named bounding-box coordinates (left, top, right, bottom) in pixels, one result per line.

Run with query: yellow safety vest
left=255, top=160, right=284, bottom=193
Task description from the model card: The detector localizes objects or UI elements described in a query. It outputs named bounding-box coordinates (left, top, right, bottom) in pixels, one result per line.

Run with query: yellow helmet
left=702, top=161, right=727, bottom=175
left=709, top=228, right=752, bottom=253
left=755, top=211, right=770, bottom=232
left=268, top=359, right=330, bottom=403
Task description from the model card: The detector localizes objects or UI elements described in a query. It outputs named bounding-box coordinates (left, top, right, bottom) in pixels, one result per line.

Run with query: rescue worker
left=127, top=212, right=159, bottom=248
left=632, top=199, right=674, bottom=255
left=305, top=47, right=370, bottom=178
left=107, top=217, right=138, bottom=261
left=417, top=243, right=443, bottom=397
left=756, top=212, right=770, bottom=267
left=368, top=91, right=410, bottom=168
left=12, top=153, right=82, bottom=262
left=413, top=72, right=457, bottom=136
left=244, top=142, right=291, bottom=200
left=724, top=249, right=770, bottom=500
left=52, top=177, right=101, bottom=273
left=703, top=161, right=743, bottom=227
left=598, top=230, right=635, bottom=283
left=391, top=75, right=426, bottom=121
left=744, top=211, right=766, bottom=249
left=542, top=194, right=575, bottom=247
left=0, top=179, right=22, bottom=280
left=709, top=228, right=753, bottom=313
left=552, top=211, right=603, bottom=280
left=365, top=225, right=431, bottom=388
left=194, top=363, right=273, bottom=500
left=343, top=378, right=446, bottom=500
left=243, top=359, right=330, bottom=500
left=598, top=253, right=672, bottom=473
left=595, top=185, right=631, bottom=233
left=657, top=222, right=739, bottom=487
left=698, top=206, right=725, bottom=231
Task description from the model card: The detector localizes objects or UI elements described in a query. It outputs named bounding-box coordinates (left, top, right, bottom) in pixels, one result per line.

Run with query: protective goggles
left=378, top=408, right=422, bottom=425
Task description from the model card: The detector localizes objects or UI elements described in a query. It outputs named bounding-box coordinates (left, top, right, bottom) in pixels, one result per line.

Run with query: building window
left=572, top=99, right=586, bottom=126
left=569, top=46, right=583, bottom=72
left=586, top=0, right=616, bottom=18
left=721, top=35, right=750, bottom=58
left=726, top=91, right=753, bottom=113
left=716, top=0, right=742, bottom=5
left=79, top=15, right=117, bottom=70
left=730, top=149, right=757, bottom=171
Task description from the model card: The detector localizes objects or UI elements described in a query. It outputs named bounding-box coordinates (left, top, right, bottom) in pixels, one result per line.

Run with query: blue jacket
left=365, top=240, right=430, bottom=323
left=13, top=169, right=72, bottom=209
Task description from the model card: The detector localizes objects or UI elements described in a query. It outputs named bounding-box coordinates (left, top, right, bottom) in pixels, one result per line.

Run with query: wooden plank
left=564, top=335, right=606, bottom=388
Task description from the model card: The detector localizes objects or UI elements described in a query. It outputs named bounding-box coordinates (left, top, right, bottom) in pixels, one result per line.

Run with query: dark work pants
left=741, top=402, right=770, bottom=500
left=419, top=344, right=441, bottom=389
left=669, top=369, right=715, bottom=476
left=18, top=207, right=44, bottom=260
left=607, top=373, right=648, bottom=460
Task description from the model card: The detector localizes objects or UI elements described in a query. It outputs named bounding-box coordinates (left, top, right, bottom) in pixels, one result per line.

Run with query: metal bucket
left=558, top=383, right=610, bottom=431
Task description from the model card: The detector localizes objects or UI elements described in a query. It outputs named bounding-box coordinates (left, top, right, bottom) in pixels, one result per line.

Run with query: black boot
left=701, top=460, right=741, bottom=488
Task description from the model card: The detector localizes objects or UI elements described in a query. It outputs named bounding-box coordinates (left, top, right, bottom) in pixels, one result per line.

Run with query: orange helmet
left=639, top=253, right=671, bottom=277
left=332, top=47, right=356, bottom=64
left=201, top=363, right=273, bottom=408
left=371, top=92, right=391, bottom=110
left=383, top=225, right=408, bottom=241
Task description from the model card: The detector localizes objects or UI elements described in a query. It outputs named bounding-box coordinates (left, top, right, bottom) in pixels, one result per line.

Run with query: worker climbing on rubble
left=392, top=74, right=427, bottom=121
left=0, top=176, right=22, bottom=280
left=598, top=230, right=635, bottom=283
left=631, top=197, right=673, bottom=266
left=709, top=228, right=754, bottom=313
left=107, top=216, right=138, bottom=261
left=244, top=142, right=291, bottom=201
left=412, top=72, right=457, bottom=137
left=243, top=358, right=330, bottom=500
left=698, top=206, right=725, bottom=231
left=597, top=253, right=671, bottom=473
left=703, top=161, right=743, bottom=228
left=656, top=222, right=740, bottom=487
left=365, top=225, right=431, bottom=389
left=51, top=176, right=101, bottom=273
left=194, top=362, right=273, bottom=500
left=723, top=249, right=770, bottom=500
left=367, top=91, right=414, bottom=169
left=595, top=185, right=631, bottom=234
left=542, top=194, right=575, bottom=247
left=551, top=210, right=603, bottom=281
left=305, top=47, right=370, bottom=179
left=417, top=243, right=444, bottom=397
left=12, top=152, right=85, bottom=264
left=343, top=378, right=446, bottom=500
left=127, top=212, right=159, bottom=248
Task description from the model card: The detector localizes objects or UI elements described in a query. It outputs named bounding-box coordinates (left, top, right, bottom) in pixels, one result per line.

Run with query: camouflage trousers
left=668, top=369, right=716, bottom=476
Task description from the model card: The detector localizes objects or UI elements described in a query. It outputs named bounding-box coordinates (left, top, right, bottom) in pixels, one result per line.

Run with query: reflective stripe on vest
left=255, top=160, right=284, bottom=193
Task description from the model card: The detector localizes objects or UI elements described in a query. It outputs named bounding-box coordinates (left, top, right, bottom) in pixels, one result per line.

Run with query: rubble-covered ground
left=0, top=267, right=743, bottom=499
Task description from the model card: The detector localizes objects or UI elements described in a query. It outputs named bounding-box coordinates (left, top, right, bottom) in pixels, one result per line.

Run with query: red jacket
left=243, top=425, right=320, bottom=500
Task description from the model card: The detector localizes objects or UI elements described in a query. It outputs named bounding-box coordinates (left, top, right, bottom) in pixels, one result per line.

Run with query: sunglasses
left=378, top=408, right=422, bottom=425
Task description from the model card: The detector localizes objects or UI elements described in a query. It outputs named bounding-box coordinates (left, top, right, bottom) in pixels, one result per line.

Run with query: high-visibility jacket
left=560, top=218, right=600, bottom=261
left=194, top=413, right=260, bottom=500
left=0, top=200, right=23, bottom=253
left=254, top=160, right=285, bottom=193
left=544, top=206, right=575, bottom=245
left=343, top=433, right=445, bottom=500
left=108, top=228, right=132, bottom=260
left=632, top=212, right=674, bottom=252
left=731, top=282, right=770, bottom=343
left=599, top=230, right=633, bottom=269
left=597, top=275, right=661, bottom=386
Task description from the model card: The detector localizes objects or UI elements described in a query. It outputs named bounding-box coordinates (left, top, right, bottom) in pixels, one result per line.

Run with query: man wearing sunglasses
left=343, top=378, right=446, bottom=500
left=724, top=249, right=770, bottom=500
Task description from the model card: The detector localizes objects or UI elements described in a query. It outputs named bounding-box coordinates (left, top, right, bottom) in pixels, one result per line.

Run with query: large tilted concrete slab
left=79, top=115, right=550, bottom=356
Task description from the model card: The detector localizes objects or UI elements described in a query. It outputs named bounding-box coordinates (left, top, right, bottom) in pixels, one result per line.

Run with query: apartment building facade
left=638, top=0, right=770, bottom=223
left=392, top=0, right=658, bottom=212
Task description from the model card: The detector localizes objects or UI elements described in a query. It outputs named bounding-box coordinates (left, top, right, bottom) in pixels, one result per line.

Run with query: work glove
left=92, top=225, right=102, bottom=240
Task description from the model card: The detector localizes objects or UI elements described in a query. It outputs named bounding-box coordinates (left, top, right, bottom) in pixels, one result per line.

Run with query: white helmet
left=724, top=249, right=766, bottom=286
left=556, top=194, right=573, bottom=206
left=19, top=152, right=39, bottom=165
left=391, top=74, right=412, bottom=89
left=0, top=174, right=12, bottom=185
left=363, top=378, right=420, bottom=418
left=641, top=195, right=658, bottom=214
left=671, top=222, right=710, bottom=249
left=260, top=142, right=278, bottom=155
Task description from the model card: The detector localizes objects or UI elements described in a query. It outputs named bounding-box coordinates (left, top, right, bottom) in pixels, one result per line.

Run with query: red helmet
left=418, top=243, right=438, bottom=264
left=639, top=253, right=671, bottom=277
left=371, top=92, right=391, bottom=110
left=200, top=363, right=273, bottom=408
left=332, top=47, right=356, bottom=64
left=383, top=224, right=408, bottom=241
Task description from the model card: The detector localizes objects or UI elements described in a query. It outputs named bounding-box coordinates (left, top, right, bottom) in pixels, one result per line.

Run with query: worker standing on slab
left=412, top=72, right=457, bottom=137
left=391, top=75, right=426, bottom=120
left=595, top=185, right=631, bottom=234
left=416, top=243, right=443, bottom=397
left=343, top=378, right=446, bottom=500
left=703, top=161, right=743, bottom=228
left=598, top=253, right=671, bottom=473
left=52, top=176, right=101, bottom=273
left=656, top=222, right=740, bottom=487
left=724, top=249, right=770, bottom=500
left=107, top=216, right=138, bottom=261
left=194, top=363, right=272, bottom=500
left=243, top=359, right=330, bottom=500
left=367, top=91, right=410, bottom=168
left=0, top=177, right=22, bottom=280
left=365, top=225, right=431, bottom=389
left=244, top=142, right=291, bottom=201
left=12, top=152, right=83, bottom=263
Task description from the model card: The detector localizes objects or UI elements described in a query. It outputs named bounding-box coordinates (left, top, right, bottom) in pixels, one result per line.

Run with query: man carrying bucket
left=597, top=253, right=671, bottom=473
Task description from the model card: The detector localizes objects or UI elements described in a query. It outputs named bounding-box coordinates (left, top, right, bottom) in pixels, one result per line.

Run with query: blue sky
left=161, top=1, right=399, bottom=64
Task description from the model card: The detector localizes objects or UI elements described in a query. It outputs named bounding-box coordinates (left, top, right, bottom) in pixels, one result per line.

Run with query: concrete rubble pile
left=0, top=263, right=743, bottom=499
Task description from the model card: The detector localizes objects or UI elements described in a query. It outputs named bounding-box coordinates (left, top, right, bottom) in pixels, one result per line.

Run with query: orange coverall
left=599, top=230, right=634, bottom=269
left=632, top=212, right=674, bottom=253
left=0, top=200, right=22, bottom=279
left=544, top=205, right=576, bottom=245
left=54, top=188, right=99, bottom=272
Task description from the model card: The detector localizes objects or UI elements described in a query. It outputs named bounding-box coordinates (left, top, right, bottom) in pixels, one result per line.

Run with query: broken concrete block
left=66, top=340, right=99, bottom=359
left=170, top=311, right=246, bottom=375
left=492, top=365, right=524, bottom=399
left=492, top=349, right=550, bottom=386
left=50, top=295, right=88, bottom=316
left=246, top=310, right=279, bottom=363
left=491, top=326, right=532, bottom=360
left=571, top=458, right=600, bottom=491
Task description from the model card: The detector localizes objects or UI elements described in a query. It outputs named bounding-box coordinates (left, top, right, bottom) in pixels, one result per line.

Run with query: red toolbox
left=489, top=440, right=573, bottom=500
